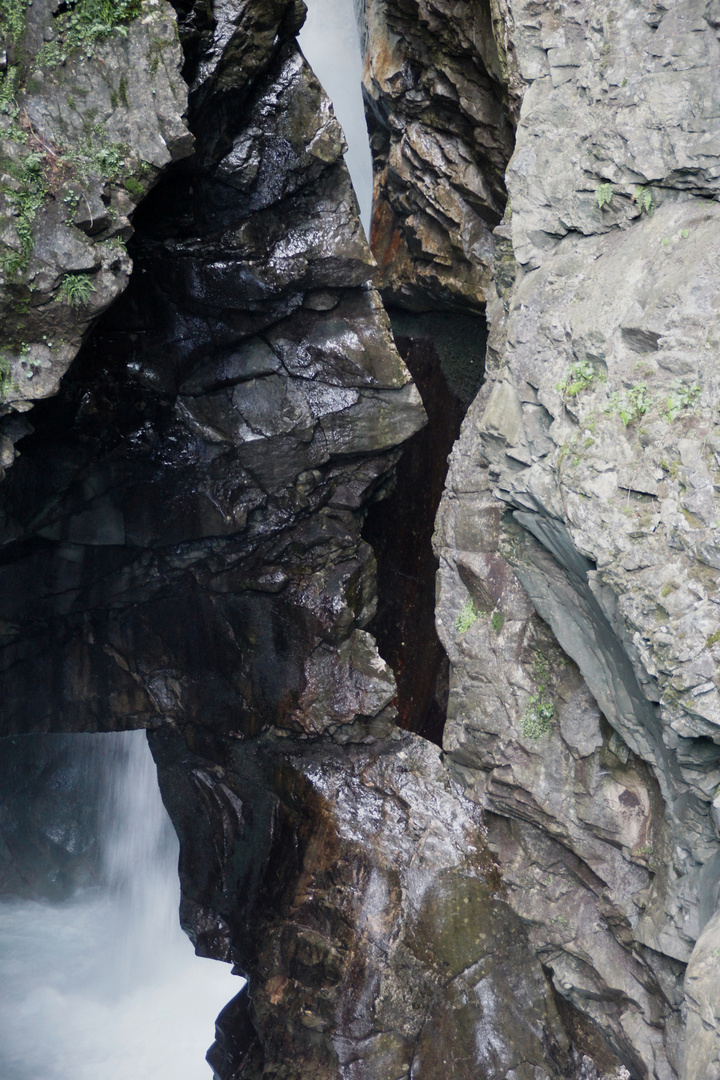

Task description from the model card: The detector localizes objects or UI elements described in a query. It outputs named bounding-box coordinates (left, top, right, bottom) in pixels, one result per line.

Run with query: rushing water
left=0, top=731, right=238, bottom=1080
left=299, top=0, right=373, bottom=231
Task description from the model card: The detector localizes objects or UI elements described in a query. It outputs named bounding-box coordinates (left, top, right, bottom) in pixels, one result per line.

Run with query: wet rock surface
left=363, top=310, right=486, bottom=744
left=0, top=20, right=424, bottom=742
left=3, top=0, right=720, bottom=1078
left=151, top=723, right=594, bottom=1080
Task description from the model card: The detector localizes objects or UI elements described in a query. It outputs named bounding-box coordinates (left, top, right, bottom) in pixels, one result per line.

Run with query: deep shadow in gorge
left=362, top=310, right=487, bottom=745
left=0, top=24, right=425, bottom=740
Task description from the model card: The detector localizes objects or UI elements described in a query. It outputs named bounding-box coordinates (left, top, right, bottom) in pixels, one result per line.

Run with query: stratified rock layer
left=435, top=3, right=720, bottom=1079
left=358, top=0, right=517, bottom=310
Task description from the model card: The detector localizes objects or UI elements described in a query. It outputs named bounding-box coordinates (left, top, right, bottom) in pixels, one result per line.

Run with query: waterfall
left=0, top=731, right=238, bottom=1080
left=299, top=0, right=373, bottom=232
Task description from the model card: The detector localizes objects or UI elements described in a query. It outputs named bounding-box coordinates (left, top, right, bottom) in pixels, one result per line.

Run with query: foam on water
left=0, top=731, right=239, bottom=1080
left=299, top=0, right=373, bottom=232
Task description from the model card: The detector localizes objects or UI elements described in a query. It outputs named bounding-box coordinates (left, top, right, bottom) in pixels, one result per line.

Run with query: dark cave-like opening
left=362, top=310, right=487, bottom=746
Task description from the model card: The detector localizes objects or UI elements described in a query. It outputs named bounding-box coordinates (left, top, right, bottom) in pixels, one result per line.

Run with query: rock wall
left=433, top=3, right=720, bottom=1079
left=153, top=723, right=582, bottom=1080
left=358, top=0, right=518, bottom=310
left=0, top=0, right=192, bottom=463
left=2, top=0, right=720, bottom=1079
left=0, top=0, right=424, bottom=743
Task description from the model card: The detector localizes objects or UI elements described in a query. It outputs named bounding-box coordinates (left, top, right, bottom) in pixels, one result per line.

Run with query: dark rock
left=358, top=0, right=518, bottom=310
left=151, top=724, right=584, bottom=1080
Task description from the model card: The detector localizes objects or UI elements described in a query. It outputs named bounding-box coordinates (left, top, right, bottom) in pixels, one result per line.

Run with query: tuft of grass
left=58, top=272, right=96, bottom=306
left=491, top=610, right=504, bottom=634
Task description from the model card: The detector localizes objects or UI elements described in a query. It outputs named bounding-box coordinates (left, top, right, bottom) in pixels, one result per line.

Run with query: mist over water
left=0, top=731, right=238, bottom=1080
left=299, top=0, right=373, bottom=232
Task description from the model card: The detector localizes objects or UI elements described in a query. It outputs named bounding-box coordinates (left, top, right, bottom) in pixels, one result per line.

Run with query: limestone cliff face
left=432, top=3, right=720, bottom=1079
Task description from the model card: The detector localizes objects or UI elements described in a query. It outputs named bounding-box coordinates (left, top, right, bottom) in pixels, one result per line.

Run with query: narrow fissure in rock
left=363, top=310, right=487, bottom=744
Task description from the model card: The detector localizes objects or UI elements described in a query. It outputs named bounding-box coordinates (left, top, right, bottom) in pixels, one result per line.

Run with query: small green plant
left=556, top=359, right=600, bottom=399
left=37, top=0, right=143, bottom=67
left=664, top=378, right=700, bottom=422
left=124, top=177, right=144, bottom=199
left=707, top=629, right=720, bottom=648
left=606, top=383, right=654, bottom=426
left=491, top=610, right=504, bottom=634
left=0, top=0, right=27, bottom=45
left=596, top=182, right=614, bottom=210
left=521, top=693, right=554, bottom=740
left=520, top=649, right=555, bottom=740
left=0, top=64, right=20, bottom=115
left=0, top=355, right=12, bottom=395
left=59, top=272, right=96, bottom=307
left=1, top=154, right=47, bottom=279
left=455, top=597, right=479, bottom=634
left=633, top=186, right=654, bottom=215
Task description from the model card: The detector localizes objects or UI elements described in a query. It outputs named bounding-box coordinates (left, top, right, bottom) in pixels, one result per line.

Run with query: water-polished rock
left=0, top=27, right=424, bottom=742
left=151, top=723, right=585, bottom=1080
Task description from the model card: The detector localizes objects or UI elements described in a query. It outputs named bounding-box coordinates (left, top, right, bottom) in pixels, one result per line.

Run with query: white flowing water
left=299, top=0, right=373, bottom=232
left=0, top=731, right=238, bottom=1080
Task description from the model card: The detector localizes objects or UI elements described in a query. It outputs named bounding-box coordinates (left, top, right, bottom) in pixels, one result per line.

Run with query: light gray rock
left=435, top=2, right=720, bottom=1077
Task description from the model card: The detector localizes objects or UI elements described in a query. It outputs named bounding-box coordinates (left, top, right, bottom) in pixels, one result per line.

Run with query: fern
left=596, top=182, right=614, bottom=210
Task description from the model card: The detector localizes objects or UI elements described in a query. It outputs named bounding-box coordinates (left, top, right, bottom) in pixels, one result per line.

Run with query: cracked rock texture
left=0, top=6, right=424, bottom=745
left=0, top=0, right=192, bottom=446
left=152, top=723, right=587, bottom=1080
left=3, top=0, right=720, bottom=1078
left=358, top=0, right=518, bottom=311
left=435, top=3, right=720, bottom=1079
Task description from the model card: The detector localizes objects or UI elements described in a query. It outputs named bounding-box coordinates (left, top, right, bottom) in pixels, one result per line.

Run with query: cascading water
left=0, top=731, right=238, bottom=1080
left=299, top=0, right=373, bottom=231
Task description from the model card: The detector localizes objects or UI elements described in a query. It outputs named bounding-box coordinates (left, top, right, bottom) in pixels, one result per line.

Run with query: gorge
left=1, top=2, right=720, bottom=1079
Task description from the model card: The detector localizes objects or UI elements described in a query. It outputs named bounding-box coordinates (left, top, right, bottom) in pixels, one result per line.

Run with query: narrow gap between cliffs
left=362, top=310, right=487, bottom=746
